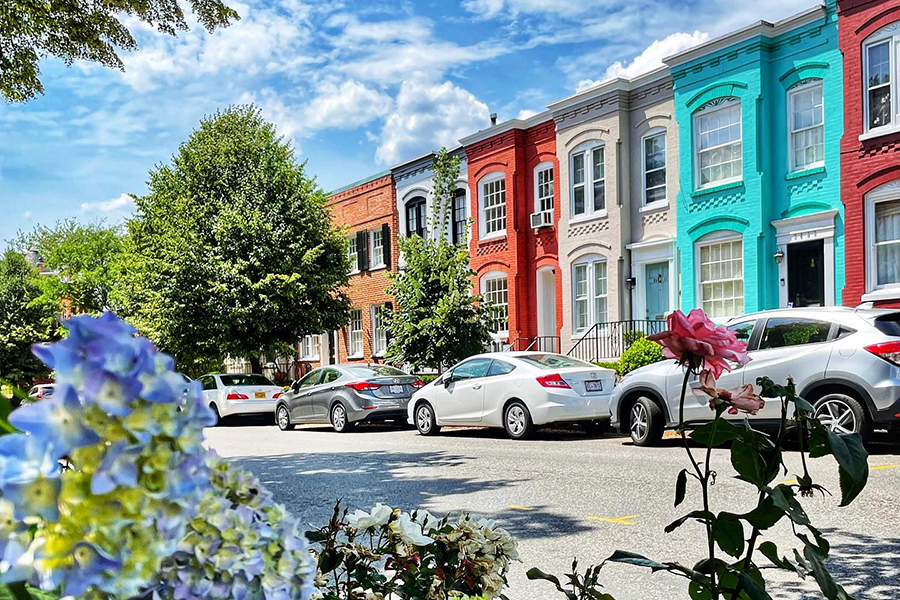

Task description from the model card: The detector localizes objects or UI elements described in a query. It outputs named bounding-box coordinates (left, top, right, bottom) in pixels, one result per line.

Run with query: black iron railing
left=566, top=319, right=666, bottom=363
left=508, top=336, right=561, bottom=353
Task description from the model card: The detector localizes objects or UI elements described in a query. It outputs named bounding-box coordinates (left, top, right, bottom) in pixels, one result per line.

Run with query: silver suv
left=609, top=307, right=900, bottom=446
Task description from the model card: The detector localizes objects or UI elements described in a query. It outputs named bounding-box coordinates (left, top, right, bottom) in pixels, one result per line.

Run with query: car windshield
left=345, top=366, right=407, bottom=378
left=517, top=354, right=596, bottom=370
left=219, top=374, right=275, bottom=387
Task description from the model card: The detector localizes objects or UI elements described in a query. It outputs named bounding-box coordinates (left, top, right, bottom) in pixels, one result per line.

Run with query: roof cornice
left=546, top=66, right=671, bottom=114
left=458, top=111, right=552, bottom=147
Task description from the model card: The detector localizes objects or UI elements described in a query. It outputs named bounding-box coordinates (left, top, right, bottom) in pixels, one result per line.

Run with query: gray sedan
left=275, top=364, right=424, bottom=432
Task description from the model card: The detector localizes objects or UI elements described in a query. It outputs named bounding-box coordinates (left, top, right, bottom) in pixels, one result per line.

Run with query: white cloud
left=23, top=211, right=32, bottom=219
left=576, top=30, right=708, bottom=92
left=80, top=193, right=135, bottom=213
left=376, top=79, right=490, bottom=165
left=517, top=109, right=539, bottom=119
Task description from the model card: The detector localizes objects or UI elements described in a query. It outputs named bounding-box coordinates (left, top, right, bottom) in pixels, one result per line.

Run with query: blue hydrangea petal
left=91, top=441, right=141, bottom=495
left=8, top=385, right=99, bottom=455
left=82, top=371, right=142, bottom=416
left=3, top=476, right=61, bottom=521
left=62, top=542, right=123, bottom=597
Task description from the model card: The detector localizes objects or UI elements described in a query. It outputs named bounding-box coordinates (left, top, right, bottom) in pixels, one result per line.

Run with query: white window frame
left=571, top=255, right=608, bottom=335
left=370, top=229, right=385, bottom=269
left=348, top=236, right=359, bottom=274
left=478, top=172, right=507, bottom=240
left=480, top=271, right=509, bottom=338
left=863, top=24, right=900, bottom=135
left=300, top=334, right=321, bottom=361
left=641, top=129, right=668, bottom=207
left=569, top=141, right=606, bottom=222
left=348, top=309, right=363, bottom=358
left=534, top=162, right=554, bottom=213
left=865, top=181, right=900, bottom=296
left=371, top=304, right=387, bottom=357
left=694, top=231, right=745, bottom=319
left=693, top=99, right=743, bottom=190
left=788, top=80, right=825, bottom=172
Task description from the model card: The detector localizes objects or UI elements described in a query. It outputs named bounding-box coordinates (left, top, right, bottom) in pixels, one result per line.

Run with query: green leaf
left=319, top=548, right=344, bottom=574
left=731, top=440, right=770, bottom=488
left=736, top=572, right=774, bottom=600
left=770, top=485, right=811, bottom=526
left=827, top=432, right=869, bottom=506
left=525, top=567, right=563, bottom=589
left=665, top=510, right=715, bottom=534
left=690, top=418, right=742, bottom=446
left=604, top=551, right=668, bottom=571
left=758, top=541, right=797, bottom=573
left=675, top=469, right=688, bottom=508
left=793, top=396, right=816, bottom=414
left=802, top=542, right=854, bottom=600
left=713, top=512, right=745, bottom=558
left=741, top=496, right=785, bottom=531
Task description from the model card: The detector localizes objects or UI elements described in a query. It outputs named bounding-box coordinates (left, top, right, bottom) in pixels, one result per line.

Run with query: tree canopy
left=1, top=0, right=239, bottom=102
left=115, top=105, right=351, bottom=375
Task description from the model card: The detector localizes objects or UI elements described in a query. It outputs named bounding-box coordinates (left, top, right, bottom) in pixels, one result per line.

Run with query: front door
left=787, top=240, right=825, bottom=307
left=645, top=262, right=670, bottom=320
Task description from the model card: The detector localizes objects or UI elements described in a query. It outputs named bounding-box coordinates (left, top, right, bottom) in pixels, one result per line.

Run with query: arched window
left=569, top=142, right=605, bottom=219
left=787, top=80, right=824, bottom=172
left=863, top=23, right=900, bottom=133
left=695, top=231, right=744, bottom=318
left=405, top=197, right=427, bottom=238
left=571, top=255, right=608, bottom=333
left=480, top=271, right=509, bottom=336
left=451, top=187, right=468, bottom=246
left=478, top=172, right=506, bottom=239
left=693, top=98, right=742, bottom=189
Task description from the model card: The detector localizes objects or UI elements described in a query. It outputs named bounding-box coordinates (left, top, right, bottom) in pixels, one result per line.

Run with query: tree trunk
left=248, top=356, right=262, bottom=374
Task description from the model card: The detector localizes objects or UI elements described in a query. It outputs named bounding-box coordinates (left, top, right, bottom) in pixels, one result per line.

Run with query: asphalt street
left=204, top=420, right=900, bottom=600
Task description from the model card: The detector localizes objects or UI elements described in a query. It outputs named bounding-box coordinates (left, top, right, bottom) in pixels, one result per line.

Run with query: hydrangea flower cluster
left=152, top=455, right=315, bottom=600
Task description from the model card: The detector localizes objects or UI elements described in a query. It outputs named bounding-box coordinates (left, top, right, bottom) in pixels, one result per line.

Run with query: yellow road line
left=780, top=479, right=798, bottom=485
left=587, top=514, right=638, bottom=525
left=507, top=505, right=533, bottom=510
left=872, top=464, right=899, bottom=471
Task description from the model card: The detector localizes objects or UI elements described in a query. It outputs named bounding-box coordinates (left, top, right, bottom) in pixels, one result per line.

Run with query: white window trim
left=348, top=236, right=360, bottom=275
left=478, top=172, right=507, bottom=241
left=369, top=229, right=385, bottom=270
left=641, top=128, right=668, bottom=208
left=864, top=181, right=900, bottom=298
left=787, top=80, right=825, bottom=173
left=571, top=255, right=609, bottom=337
left=772, top=210, right=837, bottom=307
left=370, top=304, right=387, bottom=357
left=533, top=161, right=554, bottom=213
left=300, top=334, right=321, bottom=361
left=694, top=231, right=745, bottom=320
left=348, top=309, right=364, bottom=358
left=693, top=99, right=743, bottom=190
left=862, top=25, right=900, bottom=136
left=569, top=141, right=607, bottom=223
left=480, top=271, right=509, bottom=339
left=628, top=239, right=676, bottom=321
left=450, top=185, right=470, bottom=246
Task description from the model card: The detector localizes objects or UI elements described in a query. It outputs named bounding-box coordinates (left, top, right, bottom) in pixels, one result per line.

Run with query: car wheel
left=331, top=403, right=354, bottom=433
left=629, top=397, right=663, bottom=446
left=504, top=401, right=534, bottom=440
left=814, top=394, right=871, bottom=442
left=415, top=403, right=441, bottom=436
left=581, top=419, right=610, bottom=435
left=276, top=405, right=294, bottom=431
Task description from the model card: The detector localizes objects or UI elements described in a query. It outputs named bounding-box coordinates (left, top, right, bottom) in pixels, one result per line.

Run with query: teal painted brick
left=671, top=2, right=844, bottom=314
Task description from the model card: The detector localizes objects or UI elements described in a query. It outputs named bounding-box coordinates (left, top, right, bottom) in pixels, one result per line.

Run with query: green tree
left=115, top=105, right=351, bottom=375
left=385, top=149, right=497, bottom=372
left=16, top=220, right=125, bottom=316
left=0, top=250, right=56, bottom=390
left=1, top=0, right=238, bottom=102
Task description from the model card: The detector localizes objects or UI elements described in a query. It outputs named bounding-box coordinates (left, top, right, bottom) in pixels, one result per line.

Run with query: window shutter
left=356, top=231, right=368, bottom=271
left=381, top=223, right=391, bottom=267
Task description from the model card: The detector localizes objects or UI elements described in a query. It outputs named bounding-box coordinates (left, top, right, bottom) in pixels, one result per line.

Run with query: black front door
left=787, top=240, right=825, bottom=307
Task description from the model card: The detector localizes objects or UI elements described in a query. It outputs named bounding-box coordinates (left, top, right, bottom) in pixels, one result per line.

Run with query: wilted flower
left=696, top=371, right=765, bottom=415
left=648, top=309, right=750, bottom=378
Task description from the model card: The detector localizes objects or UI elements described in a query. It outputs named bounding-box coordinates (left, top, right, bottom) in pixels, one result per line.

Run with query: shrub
left=616, top=336, right=664, bottom=376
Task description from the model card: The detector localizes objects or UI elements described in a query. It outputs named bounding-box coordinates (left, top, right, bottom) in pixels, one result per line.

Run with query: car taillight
left=227, top=392, right=249, bottom=400
left=411, top=379, right=425, bottom=388
left=347, top=382, right=381, bottom=392
left=273, top=392, right=281, bottom=399
left=864, top=341, right=900, bottom=366
left=536, top=373, right=571, bottom=389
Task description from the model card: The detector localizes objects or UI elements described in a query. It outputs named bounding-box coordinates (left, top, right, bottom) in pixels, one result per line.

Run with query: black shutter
left=381, top=223, right=391, bottom=267
left=356, top=231, right=368, bottom=271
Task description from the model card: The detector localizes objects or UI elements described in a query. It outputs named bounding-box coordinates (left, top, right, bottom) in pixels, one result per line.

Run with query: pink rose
left=648, top=309, right=750, bottom=378
left=696, top=370, right=765, bottom=415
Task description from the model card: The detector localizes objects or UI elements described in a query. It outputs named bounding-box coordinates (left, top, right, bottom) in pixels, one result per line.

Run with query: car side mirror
left=439, top=373, right=451, bottom=386
left=291, top=380, right=301, bottom=392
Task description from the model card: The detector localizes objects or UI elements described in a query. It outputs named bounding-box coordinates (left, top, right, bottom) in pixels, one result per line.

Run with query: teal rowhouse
left=666, top=0, right=844, bottom=318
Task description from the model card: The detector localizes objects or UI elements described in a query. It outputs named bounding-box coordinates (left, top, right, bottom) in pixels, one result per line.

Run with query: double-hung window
left=867, top=184, right=900, bottom=291
left=570, top=143, right=605, bottom=219
left=300, top=335, right=320, bottom=361
left=348, top=309, right=363, bottom=357
left=347, top=236, right=359, bottom=273
left=481, top=273, right=509, bottom=336
left=789, top=81, right=824, bottom=171
left=370, top=229, right=385, bottom=269
left=452, top=188, right=468, bottom=245
left=371, top=305, right=387, bottom=356
left=643, top=131, right=667, bottom=205
left=535, top=163, right=554, bottom=212
left=406, top=197, right=427, bottom=238
left=865, top=31, right=895, bottom=132
left=697, top=235, right=744, bottom=318
left=695, top=99, right=742, bottom=188
left=572, top=258, right=608, bottom=333
left=479, top=174, right=506, bottom=239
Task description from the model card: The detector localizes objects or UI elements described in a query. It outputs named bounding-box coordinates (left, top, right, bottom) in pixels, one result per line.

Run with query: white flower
left=389, top=514, right=434, bottom=547
left=347, top=504, right=393, bottom=531
left=413, top=509, right=440, bottom=533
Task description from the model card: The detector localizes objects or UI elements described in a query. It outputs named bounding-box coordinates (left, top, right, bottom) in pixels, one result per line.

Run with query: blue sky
left=0, top=0, right=815, bottom=247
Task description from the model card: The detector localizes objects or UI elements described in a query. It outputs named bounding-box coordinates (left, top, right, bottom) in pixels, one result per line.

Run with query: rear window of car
left=517, top=354, right=596, bottom=370
left=874, top=313, right=900, bottom=337
left=345, top=366, right=407, bottom=378
left=219, top=374, right=275, bottom=387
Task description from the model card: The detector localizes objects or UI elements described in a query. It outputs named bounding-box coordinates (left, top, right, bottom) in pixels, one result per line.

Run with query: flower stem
left=5, top=583, right=32, bottom=600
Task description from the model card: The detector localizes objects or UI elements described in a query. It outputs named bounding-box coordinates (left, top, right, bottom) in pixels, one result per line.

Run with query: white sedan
left=407, top=352, right=616, bottom=440
left=198, top=373, right=284, bottom=424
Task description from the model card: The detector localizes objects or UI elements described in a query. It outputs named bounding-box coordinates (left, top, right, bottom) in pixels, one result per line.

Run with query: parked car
left=25, top=384, right=55, bottom=403
left=198, top=373, right=284, bottom=424
left=408, top=352, right=616, bottom=440
left=609, top=307, right=900, bottom=446
left=276, top=364, right=424, bottom=432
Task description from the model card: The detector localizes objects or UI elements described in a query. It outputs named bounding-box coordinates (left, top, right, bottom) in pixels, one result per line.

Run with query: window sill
left=347, top=353, right=364, bottom=360
left=861, top=288, right=900, bottom=303
left=639, top=201, right=669, bottom=213
left=368, top=264, right=387, bottom=272
left=785, top=165, right=825, bottom=181
left=479, top=234, right=507, bottom=245
left=349, top=269, right=361, bottom=276
left=859, top=124, right=900, bottom=143
left=300, top=356, right=320, bottom=362
left=691, top=180, right=744, bottom=198
left=568, top=211, right=608, bottom=226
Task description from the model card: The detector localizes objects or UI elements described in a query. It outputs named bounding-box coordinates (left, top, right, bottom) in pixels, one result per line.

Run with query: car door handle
left=472, top=384, right=483, bottom=390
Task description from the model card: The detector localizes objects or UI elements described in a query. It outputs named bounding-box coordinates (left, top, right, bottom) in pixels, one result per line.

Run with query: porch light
left=625, top=277, right=636, bottom=290
left=773, top=248, right=785, bottom=264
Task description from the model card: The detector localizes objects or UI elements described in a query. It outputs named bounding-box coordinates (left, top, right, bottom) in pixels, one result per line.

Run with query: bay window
left=570, top=142, right=605, bottom=219
left=697, top=235, right=744, bottom=318
left=694, top=99, right=742, bottom=188
left=572, top=257, right=608, bottom=333
left=789, top=81, right=824, bottom=171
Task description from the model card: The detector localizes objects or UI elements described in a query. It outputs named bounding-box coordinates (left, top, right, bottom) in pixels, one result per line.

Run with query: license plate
left=389, top=385, right=404, bottom=394
left=255, top=392, right=267, bottom=399
left=585, top=381, right=603, bottom=392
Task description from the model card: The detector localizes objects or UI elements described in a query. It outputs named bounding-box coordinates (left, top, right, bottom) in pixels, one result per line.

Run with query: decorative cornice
left=329, top=173, right=393, bottom=203
left=686, top=81, right=749, bottom=110
left=459, top=112, right=552, bottom=147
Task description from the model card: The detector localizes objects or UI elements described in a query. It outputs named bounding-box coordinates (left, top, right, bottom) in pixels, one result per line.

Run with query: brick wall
left=838, top=0, right=900, bottom=307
